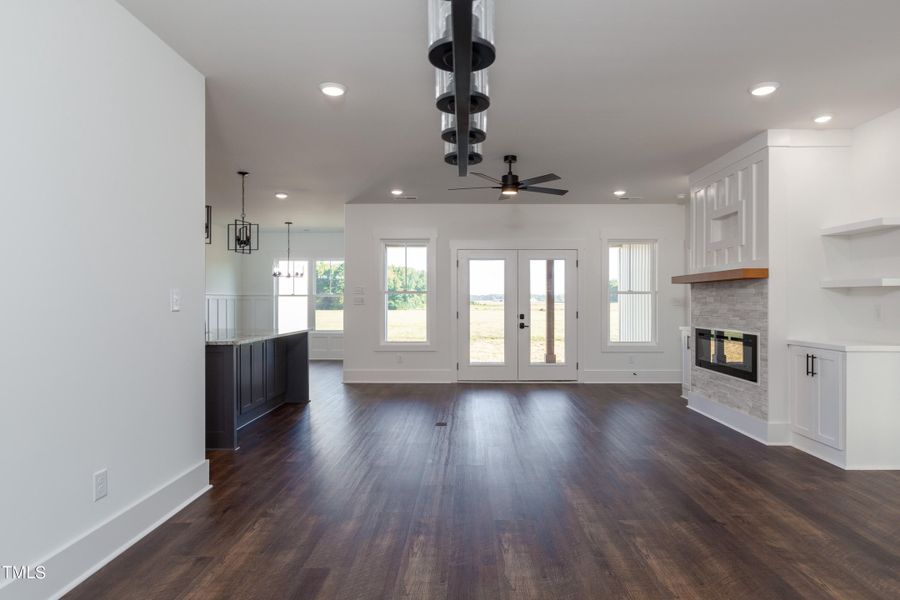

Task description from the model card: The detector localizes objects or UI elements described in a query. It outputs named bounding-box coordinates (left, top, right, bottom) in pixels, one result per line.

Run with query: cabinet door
left=251, top=341, right=266, bottom=408
left=239, top=344, right=253, bottom=414
left=812, top=349, right=844, bottom=450
left=790, top=346, right=816, bottom=440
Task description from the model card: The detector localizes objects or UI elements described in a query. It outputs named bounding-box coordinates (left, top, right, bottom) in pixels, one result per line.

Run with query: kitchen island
left=205, top=330, right=309, bottom=449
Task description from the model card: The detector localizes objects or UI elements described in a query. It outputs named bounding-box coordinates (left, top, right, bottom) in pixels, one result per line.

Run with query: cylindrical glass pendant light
left=444, top=142, right=483, bottom=166
left=435, top=68, right=489, bottom=114
left=441, top=111, right=486, bottom=145
left=427, top=0, right=496, bottom=72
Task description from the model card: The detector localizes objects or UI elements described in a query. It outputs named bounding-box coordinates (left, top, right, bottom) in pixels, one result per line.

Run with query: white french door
left=457, top=249, right=578, bottom=381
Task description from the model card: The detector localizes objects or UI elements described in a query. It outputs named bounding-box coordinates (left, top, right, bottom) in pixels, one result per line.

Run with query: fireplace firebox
left=694, top=328, right=758, bottom=383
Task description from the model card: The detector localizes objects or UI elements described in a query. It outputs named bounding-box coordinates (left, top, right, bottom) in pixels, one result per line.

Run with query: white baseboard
left=686, top=392, right=790, bottom=445
left=1, top=461, right=210, bottom=600
left=342, top=368, right=453, bottom=384
left=581, top=369, right=681, bottom=384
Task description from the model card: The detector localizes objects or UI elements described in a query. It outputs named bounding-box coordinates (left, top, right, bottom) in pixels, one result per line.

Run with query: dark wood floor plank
left=66, top=361, right=900, bottom=599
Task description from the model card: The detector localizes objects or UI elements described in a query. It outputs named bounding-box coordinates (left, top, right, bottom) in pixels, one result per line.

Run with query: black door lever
left=519, top=323, right=529, bottom=329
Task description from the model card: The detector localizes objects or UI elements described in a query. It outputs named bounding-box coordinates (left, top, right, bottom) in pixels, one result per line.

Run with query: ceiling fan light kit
left=227, top=170, right=259, bottom=254
left=447, top=154, right=569, bottom=199
left=428, top=0, right=495, bottom=176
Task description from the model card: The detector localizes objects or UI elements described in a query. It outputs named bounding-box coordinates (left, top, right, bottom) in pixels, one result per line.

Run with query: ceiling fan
left=448, top=155, right=568, bottom=199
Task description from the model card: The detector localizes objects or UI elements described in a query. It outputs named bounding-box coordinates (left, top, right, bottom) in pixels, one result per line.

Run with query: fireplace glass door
left=694, top=328, right=758, bottom=382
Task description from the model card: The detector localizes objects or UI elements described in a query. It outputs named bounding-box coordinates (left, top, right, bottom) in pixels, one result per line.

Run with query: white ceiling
left=119, top=0, right=900, bottom=229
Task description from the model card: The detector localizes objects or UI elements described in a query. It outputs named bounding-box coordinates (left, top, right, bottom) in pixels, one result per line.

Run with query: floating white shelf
left=820, top=217, right=900, bottom=236
left=820, top=278, right=900, bottom=289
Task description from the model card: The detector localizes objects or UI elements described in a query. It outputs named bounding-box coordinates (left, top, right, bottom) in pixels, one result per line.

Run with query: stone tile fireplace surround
left=690, top=280, right=768, bottom=420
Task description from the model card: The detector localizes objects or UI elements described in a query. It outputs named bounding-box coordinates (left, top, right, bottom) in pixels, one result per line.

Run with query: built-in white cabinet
left=788, top=340, right=900, bottom=469
left=679, top=326, right=691, bottom=399
left=789, top=345, right=844, bottom=450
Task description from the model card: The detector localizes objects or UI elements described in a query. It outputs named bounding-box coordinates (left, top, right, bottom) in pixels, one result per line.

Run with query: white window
left=276, top=259, right=309, bottom=332
left=383, top=241, right=429, bottom=344
left=314, top=260, right=344, bottom=331
left=608, top=241, right=657, bottom=345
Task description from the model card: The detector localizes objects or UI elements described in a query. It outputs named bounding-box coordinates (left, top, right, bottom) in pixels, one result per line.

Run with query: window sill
left=311, top=330, right=344, bottom=336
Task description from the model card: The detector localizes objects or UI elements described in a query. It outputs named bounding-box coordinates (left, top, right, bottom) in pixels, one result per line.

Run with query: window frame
left=378, top=237, right=436, bottom=350
left=313, top=259, right=345, bottom=333
left=603, top=239, right=660, bottom=352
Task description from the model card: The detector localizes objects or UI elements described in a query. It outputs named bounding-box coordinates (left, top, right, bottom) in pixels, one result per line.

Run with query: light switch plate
left=353, top=286, right=365, bottom=295
left=353, top=297, right=365, bottom=305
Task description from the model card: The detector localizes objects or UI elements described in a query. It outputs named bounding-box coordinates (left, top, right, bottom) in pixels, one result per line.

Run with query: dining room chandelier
left=272, top=221, right=304, bottom=278
left=427, top=0, right=495, bottom=176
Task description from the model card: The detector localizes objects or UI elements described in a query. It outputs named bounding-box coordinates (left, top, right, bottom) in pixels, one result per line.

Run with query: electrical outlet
left=628, top=355, right=635, bottom=365
left=875, top=302, right=883, bottom=322
left=396, top=354, right=403, bottom=364
left=170, top=288, right=182, bottom=312
left=93, top=469, right=108, bottom=502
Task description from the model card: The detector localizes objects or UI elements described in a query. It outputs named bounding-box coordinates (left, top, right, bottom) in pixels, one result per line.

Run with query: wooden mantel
left=671, top=268, right=769, bottom=284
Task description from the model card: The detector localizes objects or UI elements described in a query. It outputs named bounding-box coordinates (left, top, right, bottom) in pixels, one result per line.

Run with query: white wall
left=205, top=224, right=241, bottom=296
left=0, top=1, right=207, bottom=597
left=344, top=203, right=687, bottom=383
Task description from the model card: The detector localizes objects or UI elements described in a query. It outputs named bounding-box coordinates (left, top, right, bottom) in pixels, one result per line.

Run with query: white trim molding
left=687, top=391, right=791, bottom=445
left=1, top=461, right=210, bottom=600
left=343, top=368, right=453, bottom=384
left=581, top=369, right=681, bottom=384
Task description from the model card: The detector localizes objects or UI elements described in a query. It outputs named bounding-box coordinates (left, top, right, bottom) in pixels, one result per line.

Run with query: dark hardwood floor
left=67, top=361, right=900, bottom=599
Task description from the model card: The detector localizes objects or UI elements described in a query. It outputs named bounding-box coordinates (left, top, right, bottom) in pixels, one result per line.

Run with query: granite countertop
left=206, top=329, right=308, bottom=346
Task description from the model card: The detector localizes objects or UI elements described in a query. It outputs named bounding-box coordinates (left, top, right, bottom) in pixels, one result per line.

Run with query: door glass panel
left=468, top=259, right=505, bottom=363
left=529, top=259, right=565, bottom=364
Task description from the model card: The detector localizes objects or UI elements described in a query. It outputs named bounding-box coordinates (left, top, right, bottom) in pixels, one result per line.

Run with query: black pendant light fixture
left=228, top=170, right=259, bottom=254
left=272, top=221, right=303, bottom=278
left=428, top=0, right=496, bottom=176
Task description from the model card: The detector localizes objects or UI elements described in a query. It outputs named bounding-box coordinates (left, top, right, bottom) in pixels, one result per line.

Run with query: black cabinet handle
left=806, top=354, right=811, bottom=376
left=811, top=355, right=817, bottom=377
left=519, top=323, right=529, bottom=329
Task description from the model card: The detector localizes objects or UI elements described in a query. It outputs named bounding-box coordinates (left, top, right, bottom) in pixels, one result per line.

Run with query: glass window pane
left=528, top=259, right=565, bottom=364
left=331, top=260, right=345, bottom=294
left=609, top=242, right=655, bottom=343
left=468, top=260, right=505, bottom=363
left=386, top=292, right=427, bottom=342
left=386, top=246, right=407, bottom=291
left=278, top=295, right=307, bottom=332
left=316, top=260, right=345, bottom=295
left=315, top=296, right=344, bottom=331
left=406, top=246, right=428, bottom=291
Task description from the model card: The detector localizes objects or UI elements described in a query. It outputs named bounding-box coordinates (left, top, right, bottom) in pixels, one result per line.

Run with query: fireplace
left=695, top=328, right=758, bottom=383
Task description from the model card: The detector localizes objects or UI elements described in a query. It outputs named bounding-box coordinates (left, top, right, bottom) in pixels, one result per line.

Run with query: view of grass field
left=315, top=309, right=343, bottom=331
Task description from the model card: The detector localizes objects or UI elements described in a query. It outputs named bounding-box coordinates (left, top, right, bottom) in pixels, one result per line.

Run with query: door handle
left=806, top=354, right=811, bottom=376
left=810, top=355, right=817, bottom=377
left=519, top=323, right=529, bottom=329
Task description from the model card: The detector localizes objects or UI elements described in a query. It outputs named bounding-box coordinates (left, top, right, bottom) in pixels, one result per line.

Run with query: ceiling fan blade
left=521, top=186, right=569, bottom=196
left=518, top=173, right=560, bottom=187
left=448, top=186, right=500, bottom=190
left=472, top=172, right=502, bottom=184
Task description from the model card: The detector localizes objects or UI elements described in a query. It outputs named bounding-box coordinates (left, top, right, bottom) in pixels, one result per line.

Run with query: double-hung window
left=383, top=242, right=429, bottom=343
left=608, top=241, right=657, bottom=345
left=314, top=260, right=344, bottom=331
left=276, top=259, right=309, bottom=332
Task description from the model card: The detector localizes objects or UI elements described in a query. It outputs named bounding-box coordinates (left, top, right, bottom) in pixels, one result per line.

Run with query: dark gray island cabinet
left=205, top=330, right=309, bottom=449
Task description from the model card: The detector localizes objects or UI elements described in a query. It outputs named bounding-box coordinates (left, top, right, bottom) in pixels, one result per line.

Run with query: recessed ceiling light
left=319, top=82, right=346, bottom=97
left=613, top=190, right=627, bottom=197
left=749, top=82, right=780, bottom=97
left=814, top=114, right=833, bottom=124
left=676, top=193, right=687, bottom=200
left=390, top=188, right=404, bottom=196
left=275, top=193, right=288, bottom=200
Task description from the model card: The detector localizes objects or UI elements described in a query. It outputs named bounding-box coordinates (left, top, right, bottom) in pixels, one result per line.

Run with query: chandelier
left=227, top=171, right=259, bottom=254
left=427, top=0, right=495, bottom=176
left=272, top=221, right=303, bottom=278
